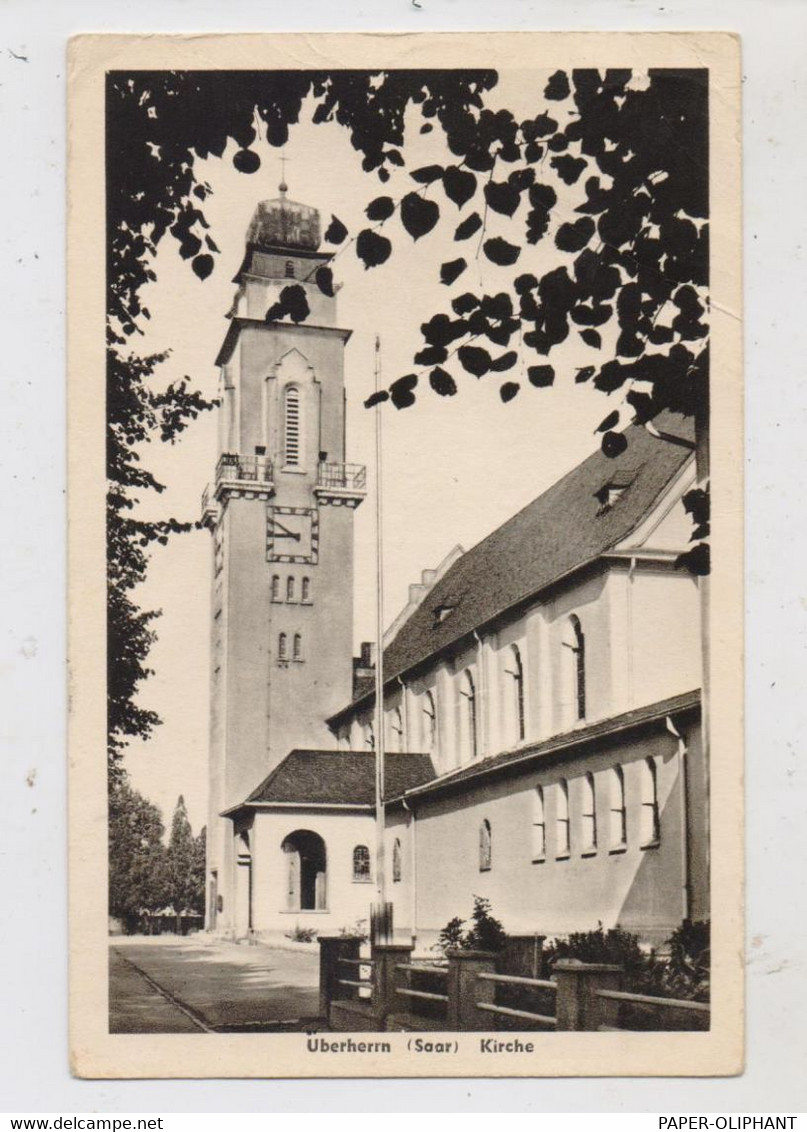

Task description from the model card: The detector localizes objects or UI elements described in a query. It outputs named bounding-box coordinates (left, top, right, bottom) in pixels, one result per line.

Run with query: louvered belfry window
left=284, top=386, right=301, bottom=466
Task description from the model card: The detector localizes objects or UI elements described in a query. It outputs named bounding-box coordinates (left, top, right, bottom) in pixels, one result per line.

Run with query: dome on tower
left=245, top=183, right=321, bottom=252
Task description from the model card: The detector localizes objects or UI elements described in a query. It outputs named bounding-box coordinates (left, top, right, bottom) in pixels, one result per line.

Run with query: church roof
left=237, top=749, right=436, bottom=809
left=329, top=412, right=695, bottom=724
left=386, top=689, right=701, bottom=807
left=245, top=189, right=321, bottom=252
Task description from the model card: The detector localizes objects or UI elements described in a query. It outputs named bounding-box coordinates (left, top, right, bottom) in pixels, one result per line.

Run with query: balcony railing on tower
left=216, top=453, right=274, bottom=485
left=317, top=461, right=367, bottom=493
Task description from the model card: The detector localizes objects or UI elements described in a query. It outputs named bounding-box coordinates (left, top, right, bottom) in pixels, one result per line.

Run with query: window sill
left=581, top=849, right=598, bottom=859
left=479, top=866, right=491, bottom=873
left=279, top=909, right=330, bottom=914
left=280, top=465, right=306, bottom=475
left=640, top=839, right=660, bottom=852
left=352, top=878, right=374, bottom=885
left=608, top=844, right=628, bottom=856
left=555, top=853, right=570, bottom=862
left=531, top=857, right=546, bottom=865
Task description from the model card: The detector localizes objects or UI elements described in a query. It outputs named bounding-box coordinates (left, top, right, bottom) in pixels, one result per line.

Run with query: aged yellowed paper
left=68, top=30, right=743, bottom=1078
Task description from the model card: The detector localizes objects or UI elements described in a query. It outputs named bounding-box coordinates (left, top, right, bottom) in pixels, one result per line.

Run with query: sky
left=122, top=70, right=623, bottom=832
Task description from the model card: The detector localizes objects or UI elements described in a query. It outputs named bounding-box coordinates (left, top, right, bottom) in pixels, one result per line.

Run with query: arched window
left=562, top=614, right=586, bottom=722
left=284, top=386, right=301, bottom=467
left=352, top=844, right=372, bottom=883
left=506, top=644, right=525, bottom=742
left=284, top=259, right=295, bottom=279
left=286, top=575, right=295, bottom=602
left=278, top=632, right=288, bottom=660
left=422, top=690, right=437, bottom=752
left=479, top=819, right=492, bottom=872
left=293, top=632, right=302, bottom=661
left=392, top=838, right=402, bottom=883
left=271, top=574, right=281, bottom=602
left=459, top=669, right=478, bottom=760
left=640, top=758, right=660, bottom=845
left=556, top=779, right=570, bottom=858
left=582, top=773, right=597, bottom=853
left=301, top=576, right=311, bottom=603
left=389, top=707, right=403, bottom=752
left=609, top=766, right=627, bottom=849
left=532, top=786, right=546, bottom=861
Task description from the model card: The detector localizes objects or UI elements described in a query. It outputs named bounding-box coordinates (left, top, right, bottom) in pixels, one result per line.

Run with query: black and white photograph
left=67, top=30, right=743, bottom=1078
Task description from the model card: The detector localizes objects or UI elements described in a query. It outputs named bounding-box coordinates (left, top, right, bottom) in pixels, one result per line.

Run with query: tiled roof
left=389, top=689, right=701, bottom=805
left=239, top=749, right=436, bottom=809
left=330, top=413, right=694, bottom=722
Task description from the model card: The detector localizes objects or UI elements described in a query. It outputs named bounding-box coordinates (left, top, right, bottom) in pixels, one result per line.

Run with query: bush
left=284, top=924, right=318, bottom=943
left=436, top=896, right=507, bottom=955
left=338, top=918, right=369, bottom=942
left=543, top=924, right=650, bottom=983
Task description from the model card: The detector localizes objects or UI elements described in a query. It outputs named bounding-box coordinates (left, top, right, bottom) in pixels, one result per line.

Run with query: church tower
left=202, top=183, right=365, bottom=933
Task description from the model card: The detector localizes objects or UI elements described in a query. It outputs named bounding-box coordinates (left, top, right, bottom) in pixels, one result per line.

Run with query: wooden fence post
left=371, top=942, right=413, bottom=1025
left=553, top=960, right=623, bottom=1031
left=318, top=935, right=361, bottom=1021
left=447, top=950, right=497, bottom=1031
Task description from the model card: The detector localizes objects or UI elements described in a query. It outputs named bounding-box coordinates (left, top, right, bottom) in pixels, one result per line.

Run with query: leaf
left=556, top=216, right=596, bottom=253
left=544, top=70, right=570, bottom=100
left=265, top=283, right=310, bottom=324
left=575, top=366, right=596, bottom=383
left=429, top=367, right=457, bottom=397
left=515, top=273, right=538, bottom=295
left=484, top=180, right=521, bottom=217
left=529, top=182, right=557, bottom=213
left=366, top=196, right=395, bottom=221
left=527, top=365, right=555, bottom=387
left=315, top=266, right=335, bottom=297
left=481, top=292, right=513, bottom=322
left=595, top=410, right=620, bottom=433
left=389, top=373, right=418, bottom=409
left=191, top=254, right=214, bottom=281
left=508, top=168, right=535, bottom=192
left=356, top=228, right=392, bottom=268
left=602, top=430, right=628, bottom=458
left=364, top=390, right=389, bottom=408
left=482, top=237, right=520, bottom=266
left=500, top=381, right=520, bottom=402
left=443, top=166, right=477, bottom=208
left=454, top=212, right=483, bottom=241
left=451, top=292, right=479, bottom=316
left=457, top=345, right=491, bottom=377
left=324, top=215, right=348, bottom=244
left=410, top=164, right=444, bottom=184
left=551, top=154, right=587, bottom=185
left=580, top=328, right=601, bottom=349
left=490, top=351, right=518, bottom=372
left=414, top=344, right=448, bottom=366
left=676, top=543, right=710, bottom=577
left=400, top=193, right=440, bottom=240
left=233, top=149, right=261, bottom=174
left=440, top=257, right=467, bottom=286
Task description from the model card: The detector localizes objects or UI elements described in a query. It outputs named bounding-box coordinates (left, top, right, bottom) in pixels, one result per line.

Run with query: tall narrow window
left=293, top=633, right=302, bottom=661
left=286, top=576, right=295, bottom=602
left=556, top=779, right=570, bottom=858
left=352, top=845, right=371, bottom=883
left=640, top=757, right=660, bottom=845
left=392, top=838, right=402, bottom=883
left=562, top=615, right=586, bottom=721
left=301, top=577, right=311, bottom=603
left=609, top=766, right=627, bottom=849
left=278, top=632, right=288, bottom=660
left=506, top=644, right=525, bottom=742
left=581, top=773, right=597, bottom=854
left=271, top=575, right=281, bottom=602
left=459, top=669, right=478, bottom=760
left=390, top=707, right=403, bottom=752
left=532, top=786, right=546, bottom=861
left=479, top=819, right=492, bottom=872
left=284, top=386, right=301, bottom=467
left=284, top=260, right=295, bottom=279
left=423, top=690, right=437, bottom=753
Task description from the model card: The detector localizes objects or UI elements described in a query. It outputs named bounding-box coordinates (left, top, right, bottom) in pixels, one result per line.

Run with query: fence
left=319, top=938, right=710, bottom=1032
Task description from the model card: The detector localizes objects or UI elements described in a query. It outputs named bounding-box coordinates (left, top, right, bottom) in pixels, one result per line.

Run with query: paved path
left=109, top=935, right=321, bottom=1033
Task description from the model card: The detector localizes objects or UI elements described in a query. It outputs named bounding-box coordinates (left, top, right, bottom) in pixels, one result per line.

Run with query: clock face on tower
left=266, top=506, right=319, bottom=564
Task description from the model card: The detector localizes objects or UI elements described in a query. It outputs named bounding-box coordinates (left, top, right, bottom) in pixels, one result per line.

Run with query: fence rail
left=477, top=972, right=556, bottom=990
left=216, top=453, right=274, bottom=484
left=476, top=1002, right=557, bottom=1026
left=596, top=989, right=710, bottom=1013
left=317, top=461, right=367, bottom=492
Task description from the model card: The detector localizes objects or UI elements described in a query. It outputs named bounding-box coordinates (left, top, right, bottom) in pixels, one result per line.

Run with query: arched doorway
left=281, top=830, right=327, bottom=911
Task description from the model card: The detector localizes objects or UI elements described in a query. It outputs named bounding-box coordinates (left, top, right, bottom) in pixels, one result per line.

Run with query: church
left=202, top=186, right=708, bottom=952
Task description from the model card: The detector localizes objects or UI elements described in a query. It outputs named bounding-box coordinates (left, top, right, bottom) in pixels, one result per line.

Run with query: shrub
left=338, top=917, right=369, bottom=942
left=543, top=924, right=650, bottom=982
left=436, top=896, right=507, bottom=955
left=285, top=924, right=318, bottom=943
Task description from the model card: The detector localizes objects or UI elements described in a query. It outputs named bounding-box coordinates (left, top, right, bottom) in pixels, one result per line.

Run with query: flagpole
left=373, top=335, right=387, bottom=912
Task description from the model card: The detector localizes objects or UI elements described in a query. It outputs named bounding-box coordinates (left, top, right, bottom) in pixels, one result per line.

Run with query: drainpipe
left=666, top=715, right=692, bottom=921
left=402, top=797, right=417, bottom=948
